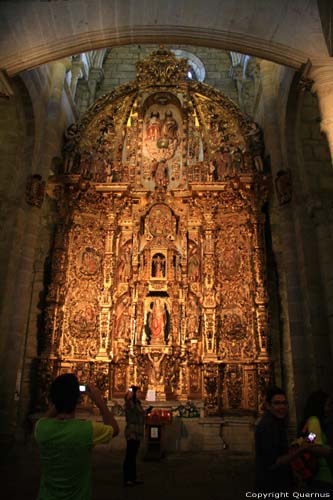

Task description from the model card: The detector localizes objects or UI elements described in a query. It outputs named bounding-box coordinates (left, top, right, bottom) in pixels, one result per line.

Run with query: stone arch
left=0, top=1, right=321, bottom=76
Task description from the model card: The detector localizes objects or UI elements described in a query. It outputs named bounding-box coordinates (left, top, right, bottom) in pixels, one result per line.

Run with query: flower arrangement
left=171, top=401, right=200, bottom=418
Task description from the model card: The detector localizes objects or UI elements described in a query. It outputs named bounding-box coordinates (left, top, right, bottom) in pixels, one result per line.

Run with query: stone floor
left=2, top=440, right=255, bottom=500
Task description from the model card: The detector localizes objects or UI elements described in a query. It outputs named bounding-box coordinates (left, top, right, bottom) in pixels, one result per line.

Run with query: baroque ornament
left=38, top=48, right=271, bottom=415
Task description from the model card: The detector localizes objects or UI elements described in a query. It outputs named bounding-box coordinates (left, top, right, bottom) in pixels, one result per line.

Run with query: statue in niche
left=245, top=122, right=264, bottom=172
left=232, top=148, right=243, bottom=172
left=207, top=161, right=217, bottom=181
left=214, top=147, right=233, bottom=180
left=63, top=123, right=81, bottom=173
left=152, top=253, right=166, bottom=278
left=117, top=243, right=132, bottom=282
left=148, top=352, right=165, bottom=385
left=152, top=160, right=169, bottom=187
left=188, top=253, right=199, bottom=282
left=106, top=162, right=120, bottom=182
left=161, top=110, right=178, bottom=141
left=187, top=296, right=200, bottom=339
left=114, top=295, right=130, bottom=338
left=146, top=298, right=170, bottom=344
left=146, top=111, right=162, bottom=141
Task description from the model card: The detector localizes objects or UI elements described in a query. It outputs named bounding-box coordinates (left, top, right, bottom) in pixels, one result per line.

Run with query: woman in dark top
left=123, top=385, right=151, bottom=487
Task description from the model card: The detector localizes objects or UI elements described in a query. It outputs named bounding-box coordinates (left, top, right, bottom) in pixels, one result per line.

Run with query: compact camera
left=307, top=432, right=316, bottom=442
left=79, top=385, right=87, bottom=393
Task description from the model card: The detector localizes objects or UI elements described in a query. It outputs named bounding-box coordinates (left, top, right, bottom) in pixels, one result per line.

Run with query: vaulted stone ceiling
left=0, top=0, right=330, bottom=76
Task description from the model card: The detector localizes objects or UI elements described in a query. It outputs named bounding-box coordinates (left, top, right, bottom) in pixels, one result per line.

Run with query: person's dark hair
left=50, top=373, right=80, bottom=413
left=265, top=386, right=287, bottom=404
left=130, top=385, right=139, bottom=403
left=301, top=390, right=329, bottom=430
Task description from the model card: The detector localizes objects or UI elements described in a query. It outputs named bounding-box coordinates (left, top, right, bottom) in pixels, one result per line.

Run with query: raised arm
left=88, top=384, right=119, bottom=436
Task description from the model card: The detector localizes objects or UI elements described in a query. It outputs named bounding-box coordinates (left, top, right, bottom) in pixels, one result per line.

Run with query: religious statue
left=146, top=298, right=170, bottom=344
left=207, top=161, right=216, bottom=181
left=117, top=243, right=132, bottom=282
left=188, top=253, right=200, bottom=282
left=146, top=111, right=162, bottom=141
left=63, top=123, right=81, bottom=173
left=187, top=297, right=200, bottom=339
left=147, top=352, right=166, bottom=385
left=246, top=122, right=264, bottom=172
left=152, top=160, right=169, bottom=187
left=161, top=110, right=178, bottom=140
left=152, top=253, right=166, bottom=278
left=114, top=295, right=130, bottom=338
left=214, top=147, right=233, bottom=180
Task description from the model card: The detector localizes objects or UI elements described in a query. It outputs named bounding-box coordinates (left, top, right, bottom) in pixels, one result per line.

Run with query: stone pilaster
left=69, top=61, right=84, bottom=99
left=311, top=64, right=333, bottom=164
left=259, top=60, right=302, bottom=419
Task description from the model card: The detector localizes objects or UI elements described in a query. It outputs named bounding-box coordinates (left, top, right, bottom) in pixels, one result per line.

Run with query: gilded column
left=97, top=208, right=116, bottom=358
left=252, top=215, right=269, bottom=359
left=202, top=202, right=217, bottom=356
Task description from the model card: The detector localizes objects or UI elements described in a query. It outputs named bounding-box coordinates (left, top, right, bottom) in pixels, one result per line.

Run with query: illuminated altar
left=40, top=47, right=271, bottom=418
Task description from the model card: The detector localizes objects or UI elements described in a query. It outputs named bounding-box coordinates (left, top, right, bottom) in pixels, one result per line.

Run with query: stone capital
left=50, top=57, right=72, bottom=73
left=71, top=61, right=84, bottom=78
left=311, top=64, right=333, bottom=94
left=89, top=67, right=104, bottom=82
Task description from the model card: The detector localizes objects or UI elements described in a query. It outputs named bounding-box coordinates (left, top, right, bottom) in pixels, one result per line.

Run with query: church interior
left=1, top=0, right=333, bottom=456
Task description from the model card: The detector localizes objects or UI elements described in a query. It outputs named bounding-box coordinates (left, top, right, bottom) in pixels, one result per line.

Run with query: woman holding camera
left=123, top=386, right=147, bottom=487
left=299, top=390, right=333, bottom=491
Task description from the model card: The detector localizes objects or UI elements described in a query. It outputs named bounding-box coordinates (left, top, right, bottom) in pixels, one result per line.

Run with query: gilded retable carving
left=39, top=48, right=271, bottom=415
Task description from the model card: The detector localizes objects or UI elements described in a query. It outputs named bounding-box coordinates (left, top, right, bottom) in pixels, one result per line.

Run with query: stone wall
left=255, top=61, right=333, bottom=419
left=0, top=63, right=75, bottom=445
left=76, top=44, right=257, bottom=117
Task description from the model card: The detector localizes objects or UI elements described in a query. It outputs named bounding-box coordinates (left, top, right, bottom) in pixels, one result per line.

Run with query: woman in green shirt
left=300, top=390, right=333, bottom=492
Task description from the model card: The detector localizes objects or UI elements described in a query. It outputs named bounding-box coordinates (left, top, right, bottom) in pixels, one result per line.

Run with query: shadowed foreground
left=3, top=442, right=255, bottom=500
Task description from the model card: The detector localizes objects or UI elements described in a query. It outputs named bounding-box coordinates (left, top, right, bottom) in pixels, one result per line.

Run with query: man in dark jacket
left=255, top=386, right=305, bottom=492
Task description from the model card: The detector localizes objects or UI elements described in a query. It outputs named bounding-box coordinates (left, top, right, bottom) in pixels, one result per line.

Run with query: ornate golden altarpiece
left=40, top=48, right=271, bottom=415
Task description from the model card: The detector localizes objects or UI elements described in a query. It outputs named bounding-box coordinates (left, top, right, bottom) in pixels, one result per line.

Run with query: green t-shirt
left=307, top=416, right=332, bottom=484
left=35, top=418, right=113, bottom=500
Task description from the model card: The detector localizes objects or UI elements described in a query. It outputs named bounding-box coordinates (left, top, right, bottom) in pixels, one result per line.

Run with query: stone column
left=260, top=60, right=305, bottom=418
left=69, top=61, right=84, bottom=99
left=311, top=65, right=333, bottom=164
left=230, top=64, right=244, bottom=109
left=41, top=58, right=72, bottom=163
